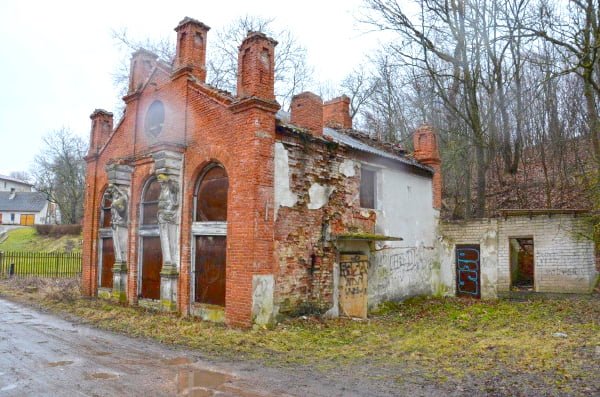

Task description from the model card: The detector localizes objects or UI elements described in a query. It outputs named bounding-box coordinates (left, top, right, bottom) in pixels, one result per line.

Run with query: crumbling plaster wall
left=368, top=167, right=439, bottom=306
left=273, top=133, right=375, bottom=314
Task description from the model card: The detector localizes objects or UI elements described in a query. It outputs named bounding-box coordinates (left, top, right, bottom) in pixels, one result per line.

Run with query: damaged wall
left=273, top=131, right=376, bottom=314
left=439, top=215, right=598, bottom=296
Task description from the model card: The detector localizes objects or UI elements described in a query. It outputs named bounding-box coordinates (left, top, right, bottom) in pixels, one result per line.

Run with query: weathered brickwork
left=439, top=215, right=598, bottom=296
left=273, top=128, right=377, bottom=313
left=82, top=16, right=438, bottom=326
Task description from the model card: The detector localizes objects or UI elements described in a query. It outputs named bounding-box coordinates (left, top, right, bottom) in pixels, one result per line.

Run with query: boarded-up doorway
left=100, top=238, right=114, bottom=289
left=510, top=237, right=534, bottom=290
left=140, top=236, right=162, bottom=300
left=339, top=253, right=369, bottom=318
left=455, top=245, right=481, bottom=298
left=194, top=236, right=226, bottom=306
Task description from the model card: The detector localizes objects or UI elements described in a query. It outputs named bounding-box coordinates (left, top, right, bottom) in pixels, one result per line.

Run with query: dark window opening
left=144, top=100, right=165, bottom=137
left=195, top=166, right=228, bottom=222
left=360, top=168, right=376, bottom=209
left=141, top=178, right=161, bottom=225
left=510, top=237, right=534, bottom=290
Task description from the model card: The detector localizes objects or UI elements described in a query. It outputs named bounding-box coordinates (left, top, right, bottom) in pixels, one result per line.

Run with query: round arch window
left=195, top=166, right=228, bottom=222
left=145, top=101, right=165, bottom=137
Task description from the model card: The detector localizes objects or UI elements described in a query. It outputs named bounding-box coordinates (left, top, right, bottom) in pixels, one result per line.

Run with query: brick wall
left=273, top=129, right=376, bottom=314
left=439, top=215, right=598, bottom=296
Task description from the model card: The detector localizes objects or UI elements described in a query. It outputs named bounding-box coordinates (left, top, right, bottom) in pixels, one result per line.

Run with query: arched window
left=192, top=164, right=228, bottom=307
left=195, top=165, right=228, bottom=222
left=138, top=178, right=162, bottom=300
left=141, top=178, right=161, bottom=225
left=98, top=191, right=114, bottom=289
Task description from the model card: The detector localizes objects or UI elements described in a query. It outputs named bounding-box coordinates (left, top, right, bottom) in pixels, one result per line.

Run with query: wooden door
left=20, top=214, right=34, bottom=225
left=0, top=213, right=3, bottom=224
left=100, top=238, right=114, bottom=289
left=456, top=245, right=481, bottom=298
left=140, top=237, right=162, bottom=300
left=339, top=253, right=369, bottom=318
left=194, top=236, right=226, bottom=306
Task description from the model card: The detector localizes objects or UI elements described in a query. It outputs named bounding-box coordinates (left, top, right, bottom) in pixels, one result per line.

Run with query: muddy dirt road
left=0, top=298, right=306, bottom=397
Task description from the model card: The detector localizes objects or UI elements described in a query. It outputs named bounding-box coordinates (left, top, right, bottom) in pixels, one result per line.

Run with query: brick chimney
left=174, top=17, right=210, bottom=82
left=413, top=124, right=442, bottom=209
left=89, top=109, right=114, bottom=155
left=237, top=31, right=277, bottom=101
left=290, top=92, right=323, bottom=136
left=323, top=95, right=352, bottom=129
left=128, top=49, right=158, bottom=93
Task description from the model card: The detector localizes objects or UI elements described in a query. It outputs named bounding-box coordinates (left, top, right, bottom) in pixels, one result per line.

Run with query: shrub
left=34, top=224, right=82, bottom=237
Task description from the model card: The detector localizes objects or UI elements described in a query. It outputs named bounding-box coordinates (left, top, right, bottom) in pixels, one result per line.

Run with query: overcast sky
left=0, top=0, right=392, bottom=177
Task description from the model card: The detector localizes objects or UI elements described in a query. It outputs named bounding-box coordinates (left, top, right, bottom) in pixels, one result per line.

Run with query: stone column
left=153, top=151, right=183, bottom=311
left=105, top=164, right=133, bottom=303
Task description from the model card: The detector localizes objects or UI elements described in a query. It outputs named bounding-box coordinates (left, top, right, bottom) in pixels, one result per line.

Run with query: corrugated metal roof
left=0, top=192, right=47, bottom=212
left=276, top=110, right=432, bottom=173
left=323, top=128, right=432, bottom=172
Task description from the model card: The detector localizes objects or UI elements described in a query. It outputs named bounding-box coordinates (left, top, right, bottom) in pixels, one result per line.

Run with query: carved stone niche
left=151, top=150, right=183, bottom=311
left=105, top=163, right=133, bottom=303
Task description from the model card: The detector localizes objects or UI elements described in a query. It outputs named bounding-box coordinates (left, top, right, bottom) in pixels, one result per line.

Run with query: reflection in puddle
left=86, top=372, right=119, bottom=380
left=47, top=360, right=74, bottom=367
left=177, top=368, right=231, bottom=395
left=163, top=357, right=192, bottom=365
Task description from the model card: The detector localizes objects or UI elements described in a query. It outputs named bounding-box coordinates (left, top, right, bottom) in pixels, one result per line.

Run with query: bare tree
left=111, top=16, right=312, bottom=111
left=31, top=129, right=87, bottom=224
left=524, top=0, right=600, bottom=169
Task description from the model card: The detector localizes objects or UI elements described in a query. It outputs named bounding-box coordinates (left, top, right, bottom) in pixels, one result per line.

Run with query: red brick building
left=82, top=17, right=441, bottom=327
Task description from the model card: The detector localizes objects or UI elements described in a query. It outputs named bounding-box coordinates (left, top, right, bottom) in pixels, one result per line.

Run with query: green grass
left=2, top=281, right=597, bottom=392
left=0, top=227, right=81, bottom=252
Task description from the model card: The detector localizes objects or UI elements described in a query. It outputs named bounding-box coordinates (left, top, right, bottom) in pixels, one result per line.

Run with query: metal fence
left=0, top=251, right=82, bottom=278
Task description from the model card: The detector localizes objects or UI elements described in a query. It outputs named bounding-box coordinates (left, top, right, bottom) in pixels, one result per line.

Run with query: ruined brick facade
left=82, top=17, right=440, bottom=326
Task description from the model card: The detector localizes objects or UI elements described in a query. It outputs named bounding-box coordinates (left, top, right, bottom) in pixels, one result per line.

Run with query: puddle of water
left=86, top=372, right=119, bottom=380
left=47, top=360, right=74, bottom=367
left=177, top=368, right=231, bottom=392
left=180, top=388, right=213, bottom=397
left=164, top=357, right=193, bottom=366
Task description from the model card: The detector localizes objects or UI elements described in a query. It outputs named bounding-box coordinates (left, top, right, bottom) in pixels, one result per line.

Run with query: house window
left=10, top=213, right=15, bottom=222
left=360, top=168, right=376, bottom=209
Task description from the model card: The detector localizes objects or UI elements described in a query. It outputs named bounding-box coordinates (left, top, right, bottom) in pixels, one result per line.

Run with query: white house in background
left=0, top=175, right=34, bottom=192
left=0, top=189, right=53, bottom=225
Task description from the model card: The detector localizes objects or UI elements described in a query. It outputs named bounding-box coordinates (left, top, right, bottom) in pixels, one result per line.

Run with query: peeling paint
left=307, top=183, right=333, bottom=210
left=274, top=142, right=298, bottom=219
left=339, top=159, right=356, bottom=177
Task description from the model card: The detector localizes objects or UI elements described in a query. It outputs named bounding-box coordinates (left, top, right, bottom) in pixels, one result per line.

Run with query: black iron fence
left=0, top=251, right=82, bottom=278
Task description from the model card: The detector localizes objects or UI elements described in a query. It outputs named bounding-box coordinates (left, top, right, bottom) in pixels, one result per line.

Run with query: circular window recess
left=145, top=100, right=165, bottom=137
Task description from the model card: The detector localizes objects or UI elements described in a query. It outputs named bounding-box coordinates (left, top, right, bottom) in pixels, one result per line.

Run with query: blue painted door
left=456, top=245, right=481, bottom=298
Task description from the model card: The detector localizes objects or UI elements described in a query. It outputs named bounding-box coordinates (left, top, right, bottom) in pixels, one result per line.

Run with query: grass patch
left=1, top=281, right=598, bottom=393
left=0, top=227, right=81, bottom=252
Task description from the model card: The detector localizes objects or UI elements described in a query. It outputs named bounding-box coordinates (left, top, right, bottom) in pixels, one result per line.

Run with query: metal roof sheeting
left=323, top=128, right=432, bottom=172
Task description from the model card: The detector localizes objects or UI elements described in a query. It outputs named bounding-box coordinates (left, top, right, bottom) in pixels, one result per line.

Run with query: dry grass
left=1, top=280, right=598, bottom=392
